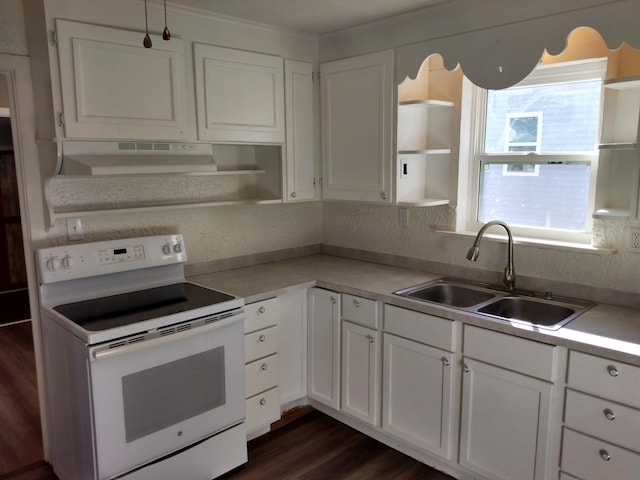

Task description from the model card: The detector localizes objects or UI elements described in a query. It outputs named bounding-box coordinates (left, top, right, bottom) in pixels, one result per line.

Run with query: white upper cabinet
left=284, top=60, right=316, bottom=202
left=320, top=50, right=394, bottom=203
left=55, top=20, right=188, bottom=141
left=194, top=44, right=285, bottom=144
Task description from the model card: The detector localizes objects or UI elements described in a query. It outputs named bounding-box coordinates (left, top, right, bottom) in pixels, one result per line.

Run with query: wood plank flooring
left=0, top=322, right=454, bottom=480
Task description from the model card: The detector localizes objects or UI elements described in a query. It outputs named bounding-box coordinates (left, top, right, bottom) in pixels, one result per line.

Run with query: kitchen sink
left=477, top=297, right=580, bottom=329
left=395, top=278, right=593, bottom=330
left=398, top=282, right=496, bottom=308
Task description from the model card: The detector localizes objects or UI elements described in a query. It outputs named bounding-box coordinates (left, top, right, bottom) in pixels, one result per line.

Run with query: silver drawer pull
left=258, top=306, right=266, bottom=314
left=604, top=408, right=616, bottom=421
left=366, top=334, right=374, bottom=343
left=354, top=299, right=360, bottom=308
left=261, top=363, right=268, bottom=371
left=463, top=364, right=470, bottom=373
left=259, top=398, right=267, bottom=406
left=330, top=296, right=337, bottom=304
left=607, top=365, right=619, bottom=377
left=441, top=357, right=450, bottom=367
left=258, top=334, right=266, bottom=343
left=599, top=449, right=611, bottom=461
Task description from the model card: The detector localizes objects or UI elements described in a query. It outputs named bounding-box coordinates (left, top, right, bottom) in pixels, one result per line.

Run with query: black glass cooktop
left=53, top=283, right=236, bottom=332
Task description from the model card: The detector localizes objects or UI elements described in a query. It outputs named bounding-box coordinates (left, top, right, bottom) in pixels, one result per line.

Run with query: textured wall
left=48, top=202, right=323, bottom=264
left=322, top=202, right=640, bottom=294
left=0, top=0, right=27, bottom=55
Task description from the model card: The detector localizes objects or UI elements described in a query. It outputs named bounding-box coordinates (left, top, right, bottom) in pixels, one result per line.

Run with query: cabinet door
left=307, top=288, right=340, bottom=409
left=278, top=290, right=307, bottom=405
left=382, top=333, right=454, bottom=459
left=460, top=358, right=553, bottom=480
left=341, top=321, right=380, bottom=426
left=284, top=60, right=316, bottom=202
left=194, top=44, right=284, bottom=143
left=321, top=50, right=393, bottom=203
left=56, top=20, right=187, bottom=140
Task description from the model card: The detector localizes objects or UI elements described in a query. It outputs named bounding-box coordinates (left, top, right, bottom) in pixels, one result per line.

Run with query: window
left=460, top=58, right=606, bottom=243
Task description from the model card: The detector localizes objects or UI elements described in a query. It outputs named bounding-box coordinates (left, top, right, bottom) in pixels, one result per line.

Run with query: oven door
left=88, top=311, right=245, bottom=480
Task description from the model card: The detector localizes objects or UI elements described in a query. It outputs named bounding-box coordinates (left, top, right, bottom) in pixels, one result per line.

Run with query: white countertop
left=189, top=254, right=640, bottom=365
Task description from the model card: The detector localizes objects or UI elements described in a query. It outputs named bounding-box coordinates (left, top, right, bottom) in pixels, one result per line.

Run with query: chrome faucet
left=466, top=220, right=516, bottom=292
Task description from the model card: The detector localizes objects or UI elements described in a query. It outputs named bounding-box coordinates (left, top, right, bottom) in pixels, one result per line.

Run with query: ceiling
left=149, top=0, right=452, bottom=35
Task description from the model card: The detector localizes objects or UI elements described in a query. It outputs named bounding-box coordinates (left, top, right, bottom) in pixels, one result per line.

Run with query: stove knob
left=173, top=242, right=183, bottom=254
left=162, top=243, right=171, bottom=255
left=61, top=255, right=75, bottom=269
left=46, top=256, right=61, bottom=271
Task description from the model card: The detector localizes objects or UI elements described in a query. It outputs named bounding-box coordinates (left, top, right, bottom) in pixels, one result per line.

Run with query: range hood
left=61, top=140, right=217, bottom=175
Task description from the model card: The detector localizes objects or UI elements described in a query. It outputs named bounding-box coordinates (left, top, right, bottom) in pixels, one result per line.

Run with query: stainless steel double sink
left=394, top=278, right=594, bottom=330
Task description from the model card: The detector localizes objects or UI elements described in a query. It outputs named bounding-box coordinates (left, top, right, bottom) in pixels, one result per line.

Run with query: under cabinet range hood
left=60, top=140, right=218, bottom=175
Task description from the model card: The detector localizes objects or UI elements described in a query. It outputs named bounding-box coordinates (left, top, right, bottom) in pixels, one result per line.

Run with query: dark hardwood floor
left=0, top=322, right=454, bottom=480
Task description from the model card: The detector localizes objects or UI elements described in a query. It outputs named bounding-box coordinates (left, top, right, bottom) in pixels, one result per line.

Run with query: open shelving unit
left=593, top=76, right=640, bottom=220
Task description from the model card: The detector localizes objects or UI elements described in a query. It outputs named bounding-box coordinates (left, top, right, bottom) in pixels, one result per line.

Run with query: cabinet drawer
left=342, top=294, right=379, bottom=329
left=565, top=389, right=640, bottom=451
left=246, top=387, right=280, bottom=433
left=244, top=297, right=280, bottom=333
left=567, top=350, right=640, bottom=408
left=245, top=326, right=278, bottom=363
left=384, top=304, right=454, bottom=351
left=464, top=325, right=555, bottom=381
left=561, top=428, right=640, bottom=480
left=245, top=354, right=279, bottom=398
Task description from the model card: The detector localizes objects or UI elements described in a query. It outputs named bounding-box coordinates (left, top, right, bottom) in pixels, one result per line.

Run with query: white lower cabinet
left=244, top=298, right=281, bottom=435
left=383, top=333, right=454, bottom=459
left=307, top=287, right=341, bottom=409
left=459, top=325, right=554, bottom=480
left=278, top=290, right=308, bottom=406
left=341, top=320, right=381, bottom=426
left=382, top=305, right=456, bottom=460
left=561, top=350, right=640, bottom=480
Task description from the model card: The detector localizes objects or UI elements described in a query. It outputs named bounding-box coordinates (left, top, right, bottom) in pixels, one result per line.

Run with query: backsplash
left=322, top=202, right=640, bottom=295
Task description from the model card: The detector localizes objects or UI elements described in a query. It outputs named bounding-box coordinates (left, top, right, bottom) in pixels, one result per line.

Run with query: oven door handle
left=91, top=312, right=245, bottom=361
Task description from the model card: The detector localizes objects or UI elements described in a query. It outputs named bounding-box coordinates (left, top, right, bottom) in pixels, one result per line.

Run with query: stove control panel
left=37, top=234, right=187, bottom=284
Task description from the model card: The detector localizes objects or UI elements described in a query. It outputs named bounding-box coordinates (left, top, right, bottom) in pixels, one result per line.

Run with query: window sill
left=437, top=230, right=618, bottom=256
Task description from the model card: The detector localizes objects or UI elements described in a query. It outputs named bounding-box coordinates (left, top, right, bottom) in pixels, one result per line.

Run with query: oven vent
left=127, top=335, right=145, bottom=345
left=106, top=335, right=144, bottom=349
left=159, top=327, right=176, bottom=337
left=204, top=311, right=235, bottom=324
left=108, top=340, right=127, bottom=349
left=176, top=324, right=192, bottom=333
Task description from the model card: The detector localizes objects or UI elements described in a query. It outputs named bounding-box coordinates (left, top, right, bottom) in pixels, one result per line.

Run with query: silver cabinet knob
left=261, top=363, right=268, bottom=371
left=330, top=296, right=337, bottom=304
left=366, top=334, right=374, bottom=343
left=607, top=365, right=619, bottom=377
left=599, top=449, right=611, bottom=461
left=381, top=192, right=387, bottom=200
left=258, top=334, right=266, bottom=343
left=463, top=364, right=470, bottom=373
left=604, top=408, right=616, bottom=421
left=291, top=192, right=297, bottom=198
left=441, top=357, right=450, bottom=367
left=259, top=397, right=267, bottom=406
left=354, top=299, right=360, bottom=308
left=258, top=306, right=266, bottom=314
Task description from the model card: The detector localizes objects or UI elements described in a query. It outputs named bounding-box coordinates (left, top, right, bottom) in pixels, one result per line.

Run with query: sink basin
left=395, top=278, right=592, bottom=330
left=396, top=281, right=496, bottom=308
left=477, top=297, right=578, bottom=329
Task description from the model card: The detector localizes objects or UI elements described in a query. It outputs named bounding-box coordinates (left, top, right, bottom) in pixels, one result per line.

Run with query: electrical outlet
left=630, top=228, right=640, bottom=252
left=67, top=217, right=84, bottom=241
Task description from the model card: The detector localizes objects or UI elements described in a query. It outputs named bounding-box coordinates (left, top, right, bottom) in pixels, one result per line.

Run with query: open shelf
left=598, top=143, right=637, bottom=150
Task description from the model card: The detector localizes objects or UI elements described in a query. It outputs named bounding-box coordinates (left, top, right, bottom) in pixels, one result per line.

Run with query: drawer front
left=246, top=387, right=280, bottom=433
left=464, top=325, right=555, bottom=381
left=568, top=350, right=640, bottom=408
left=245, top=353, right=279, bottom=398
left=245, top=297, right=280, bottom=333
left=561, top=428, right=640, bottom=480
left=565, top=389, right=640, bottom=451
left=342, top=294, right=379, bottom=329
left=245, top=325, right=279, bottom=363
left=384, top=304, right=454, bottom=351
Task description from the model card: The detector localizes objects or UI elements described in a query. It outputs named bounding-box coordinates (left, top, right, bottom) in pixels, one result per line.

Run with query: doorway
left=0, top=82, right=30, bottom=325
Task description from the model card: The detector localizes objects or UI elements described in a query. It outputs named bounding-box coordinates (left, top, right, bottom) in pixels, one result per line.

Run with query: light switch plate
left=67, top=217, right=84, bottom=241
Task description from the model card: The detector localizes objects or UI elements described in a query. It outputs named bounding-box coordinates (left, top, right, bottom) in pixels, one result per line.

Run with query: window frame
left=458, top=58, right=607, bottom=244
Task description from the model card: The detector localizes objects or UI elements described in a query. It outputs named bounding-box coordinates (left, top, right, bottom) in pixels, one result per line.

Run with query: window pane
left=484, top=80, right=601, bottom=153
left=478, top=163, right=590, bottom=230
